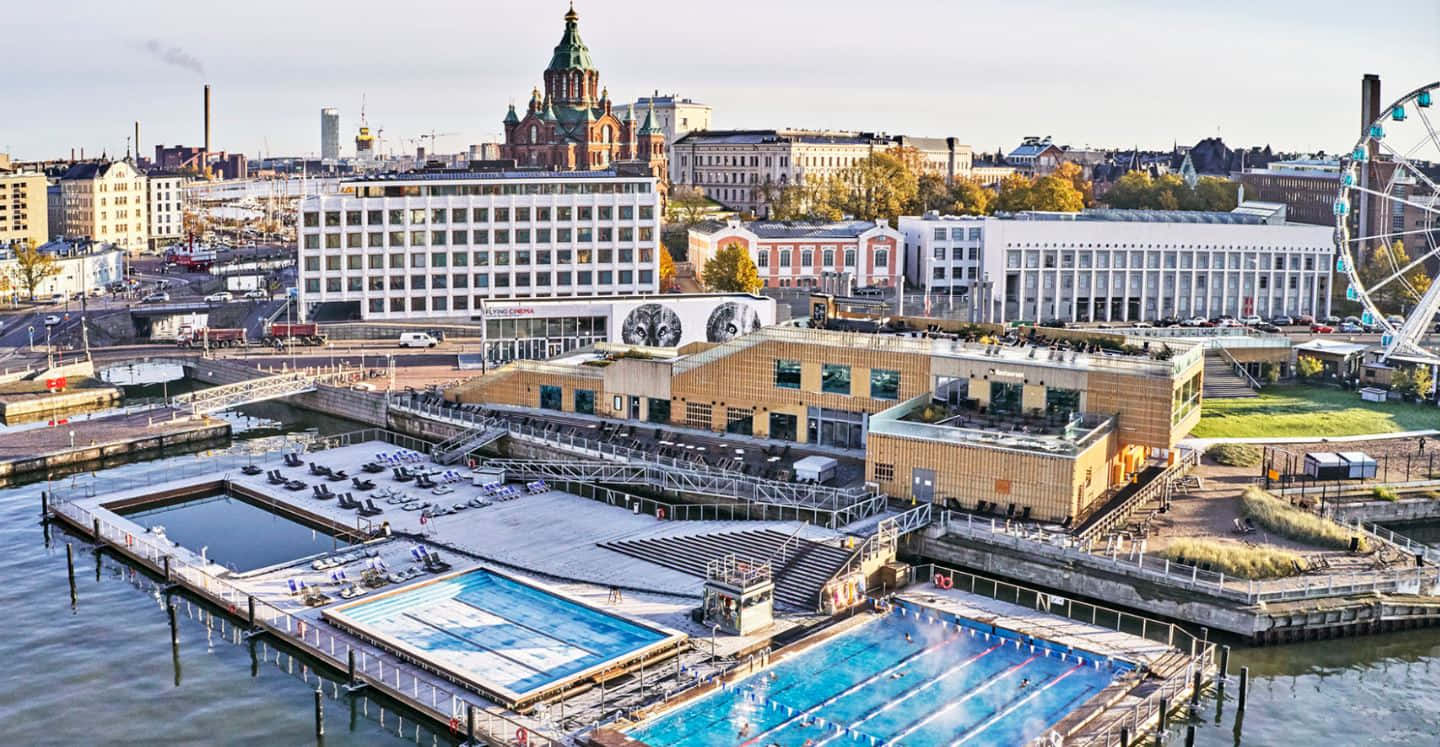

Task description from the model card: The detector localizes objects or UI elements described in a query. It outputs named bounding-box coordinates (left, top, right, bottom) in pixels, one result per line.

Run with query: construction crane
left=419, top=130, right=459, bottom=157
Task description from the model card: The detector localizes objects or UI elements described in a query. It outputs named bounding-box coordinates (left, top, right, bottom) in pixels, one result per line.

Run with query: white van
left=398, top=332, right=438, bottom=348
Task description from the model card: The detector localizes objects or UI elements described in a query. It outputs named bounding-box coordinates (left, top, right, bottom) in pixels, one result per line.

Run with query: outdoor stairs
left=1203, top=351, right=1257, bottom=399
left=432, top=424, right=509, bottom=465
left=599, top=529, right=855, bottom=610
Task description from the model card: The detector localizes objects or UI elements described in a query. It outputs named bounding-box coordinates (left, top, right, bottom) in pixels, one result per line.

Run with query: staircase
left=1203, top=350, right=1258, bottom=399
left=600, top=529, right=854, bottom=610
left=432, top=424, right=510, bottom=464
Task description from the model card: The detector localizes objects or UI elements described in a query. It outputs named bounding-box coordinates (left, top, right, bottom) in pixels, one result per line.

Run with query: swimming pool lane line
left=948, top=664, right=1083, bottom=746
left=805, top=642, right=1005, bottom=747
left=752, top=620, right=949, bottom=705
left=396, top=608, right=562, bottom=683
left=737, top=631, right=984, bottom=747
left=883, top=654, right=1041, bottom=745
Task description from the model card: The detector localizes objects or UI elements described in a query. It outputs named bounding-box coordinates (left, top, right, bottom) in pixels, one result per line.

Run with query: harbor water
left=1, top=394, right=1438, bottom=744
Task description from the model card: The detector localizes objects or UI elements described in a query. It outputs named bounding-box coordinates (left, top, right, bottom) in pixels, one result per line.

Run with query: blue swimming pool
left=629, top=602, right=1123, bottom=747
left=328, top=568, right=670, bottom=697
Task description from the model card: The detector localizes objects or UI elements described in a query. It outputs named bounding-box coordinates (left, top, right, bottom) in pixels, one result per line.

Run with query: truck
left=176, top=328, right=247, bottom=349
left=263, top=322, right=327, bottom=347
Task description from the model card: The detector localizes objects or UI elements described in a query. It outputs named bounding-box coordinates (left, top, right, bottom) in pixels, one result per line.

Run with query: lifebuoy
left=516, top=727, right=528, bottom=745
left=656, top=508, right=666, bottom=520
left=448, top=717, right=459, bottom=736
left=934, top=574, right=953, bottom=590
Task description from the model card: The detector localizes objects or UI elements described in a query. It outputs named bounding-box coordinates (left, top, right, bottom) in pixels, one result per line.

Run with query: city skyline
left=4, top=0, right=1438, bottom=162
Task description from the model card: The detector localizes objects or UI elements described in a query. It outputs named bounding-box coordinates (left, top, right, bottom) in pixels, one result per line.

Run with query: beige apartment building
left=0, top=171, right=49, bottom=249
left=60, top=160, right=149, bottom=254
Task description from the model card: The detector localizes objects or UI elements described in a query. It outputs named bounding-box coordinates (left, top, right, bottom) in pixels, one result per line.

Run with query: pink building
left=689, top=218, right=902, bottom=289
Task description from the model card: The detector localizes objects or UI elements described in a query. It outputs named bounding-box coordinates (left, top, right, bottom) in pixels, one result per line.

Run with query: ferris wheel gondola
left=1333, top=81, right=1440, bottom=365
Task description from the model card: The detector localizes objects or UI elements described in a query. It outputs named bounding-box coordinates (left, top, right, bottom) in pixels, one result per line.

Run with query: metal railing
left=172, top=364, right=362, bottom=416
left=1212, top=346, right=1263, bottom=390
left=1075, top=450, right=1200, bottom=547
left=47, top=499, right=557, bottom=747
left=934, top=510, right=1440, bottom=605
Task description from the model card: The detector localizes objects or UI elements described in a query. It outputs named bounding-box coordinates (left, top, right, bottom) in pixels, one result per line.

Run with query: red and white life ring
left=515, top=727, right=529, bottom=745
left=655, top=508, right=666, bottom=520
left=933, top=574, right=953, bottom=590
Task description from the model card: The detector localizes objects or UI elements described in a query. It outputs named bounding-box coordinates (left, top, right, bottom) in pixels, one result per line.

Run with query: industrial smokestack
left=134, top=121, right=141, bottom=163
left=1358, top=74, right=1382, bottom=253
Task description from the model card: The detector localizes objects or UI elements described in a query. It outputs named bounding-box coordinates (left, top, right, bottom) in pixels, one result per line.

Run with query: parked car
left=1254, top=322, right=1281, bottom=333
left=48, top=293, right=65, bottom=304
left=1322, top=315, right=1341, bottom=325
left=43, top=314, right=60, bottom=326
left=243, top=289, right=269, bottom=300
left=140, top=292, right=170, bottom=304
left=1132, top=321, right=1154, bottom=328
left=1310, top=323, right=1335, bottom=333
left=1039, top=319, right=1067, bottom=329
left=1217, top=319, right=1244, bottom=328
left=1294, top=314, right=1314, bottom=325
left=1386, top=314, right=1405, bottom=326
left=1239, top=314, right=1263, bottom=326
left=1339, top=322, right=1364, bottom=333
left=204, top=291, right=233, bottom=303
left=398, top=332, right=438, bottom=348
left=1270, top=315, right=1294, bottom=326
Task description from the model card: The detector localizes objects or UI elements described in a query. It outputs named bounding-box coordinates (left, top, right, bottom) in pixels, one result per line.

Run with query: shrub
left=1240, top=486, right=1368, bottom=551
left=1371, top=485, right=1399, bottom=502
left=1208, top=444, right=1262, bottom=468
left=1160, top=538, right=1306, bottom=580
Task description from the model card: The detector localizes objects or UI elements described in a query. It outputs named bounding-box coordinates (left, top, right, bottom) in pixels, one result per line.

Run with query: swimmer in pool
left=1019, top=677, right=1031, bottom=689
left=890, top=671, right=906, bottom=679
left=738, top=721, right=751, bottom=738
left=905, top=633, right=912, bottom=643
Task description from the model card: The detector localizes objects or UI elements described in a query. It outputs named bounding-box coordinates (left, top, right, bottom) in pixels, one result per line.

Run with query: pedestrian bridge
left=169, top=365, right=360, bottom=416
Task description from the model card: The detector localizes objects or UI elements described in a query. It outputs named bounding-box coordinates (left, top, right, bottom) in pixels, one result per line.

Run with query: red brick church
left=501, top=4, right=667, bottom=179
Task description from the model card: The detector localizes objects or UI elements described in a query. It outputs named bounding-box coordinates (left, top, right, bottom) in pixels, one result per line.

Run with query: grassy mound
left=1160, top=538, right=1306, bottom=580
left=1241, top=486, right=1367, bottom=551
left=1207, top=443, right=1261, bottom=468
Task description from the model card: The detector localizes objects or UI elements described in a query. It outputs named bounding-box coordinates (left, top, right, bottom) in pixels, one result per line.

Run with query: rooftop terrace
left=874, top=394, right=1115, bottom=456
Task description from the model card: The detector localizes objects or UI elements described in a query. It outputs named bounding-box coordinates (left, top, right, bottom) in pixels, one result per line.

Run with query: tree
left=992, top=173, right=1038, bottom=213
left=914, top=173, right=952, bottom=214
left=667, top=186, right=711, bottom=227
left=1358, top=240, right=1433, bottom=313
left=1101, top=171, right=1155, bottom=209
left=702, top=242, right=762, bottom=293
left=6, top=243, right=61, bottom=302
left=1194, top=176, right=1240, bottom=211
left=659, top=245, right=676, bottom=290
left=832, top=151, right=918, bottom=223
left=1297, top=355, right=1325, bottom=379
left=1102, top=171, right=1239, bottom=211
left=1052, top=161, right=1094, bottom=207
left=1412, top=366, right=1435, bottom=401
left=992, top=173, right=1084, bottom=213
left=948, top=178, right=992, bottom=216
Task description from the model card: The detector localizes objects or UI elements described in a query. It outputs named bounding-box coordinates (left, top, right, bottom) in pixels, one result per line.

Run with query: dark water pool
left=121, top=493, right=350, bottom=572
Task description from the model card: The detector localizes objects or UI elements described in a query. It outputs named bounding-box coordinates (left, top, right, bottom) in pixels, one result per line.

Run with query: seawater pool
left=326, top=567, right=674, bottom=698
left=121, top=492, right=351, bottom=572
left=630, top=602, right=1125, bottom=747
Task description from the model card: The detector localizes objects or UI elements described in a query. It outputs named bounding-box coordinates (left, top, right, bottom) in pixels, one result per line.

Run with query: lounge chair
left=241, top=464, right=263, bottom=476
left=284, top=479, right=306, bottom=491
left=393, top=467, right=414, bottom=482
left=352, top=477, right=376, bottom=491
left=361, top=499, right=384, bottom=516
left=361, top=462, right=385, bottom=474
left=267, top=470, right=287, bottom=485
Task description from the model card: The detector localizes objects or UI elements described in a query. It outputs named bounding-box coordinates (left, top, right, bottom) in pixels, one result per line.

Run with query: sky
left=3, top=0, right=1438, bottom=162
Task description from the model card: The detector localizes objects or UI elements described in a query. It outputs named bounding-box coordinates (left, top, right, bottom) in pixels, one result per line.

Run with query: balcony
left=870, top=393, right=1114, bottom=457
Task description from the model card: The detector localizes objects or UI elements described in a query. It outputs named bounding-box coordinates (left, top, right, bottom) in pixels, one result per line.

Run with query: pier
left=0, top=408, right=229, bottom=482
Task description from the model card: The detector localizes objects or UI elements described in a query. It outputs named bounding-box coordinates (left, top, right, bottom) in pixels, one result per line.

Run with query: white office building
left=146, top=172, right=188, bottom=251
left=298, top=169, right=662, bottom=321
left=614, top=93, right=713, bottom=186
left=899, top=210, right=1334, bottom=323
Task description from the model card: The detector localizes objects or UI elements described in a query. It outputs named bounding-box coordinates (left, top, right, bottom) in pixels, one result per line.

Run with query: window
left=539, top=385, right=562, bottom=411
left=725, top=407, right=753, bottom=435
left=768, top=412, right=797, bottom=441
left=870, top=369, right=900, bottom=400
left=874, top=463, right=895, bottom=482
left=779, top=250, right=791, bottom=268
left=646, top=397, right=671, bottom=423
left=684, top=402, right=713, bottom=429
left=989, top=381, right=1023, bottom=416
left=1045, top=387, right=1081, bottom=417
left=821, top=364, right=851, bottom=395
left=574, top=389, right=595, bottom=415
left=774, top=359, right=801, bottom=389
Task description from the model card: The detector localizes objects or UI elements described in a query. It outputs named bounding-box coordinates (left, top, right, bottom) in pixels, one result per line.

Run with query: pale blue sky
left=2, top=0, right=1437, bottom=161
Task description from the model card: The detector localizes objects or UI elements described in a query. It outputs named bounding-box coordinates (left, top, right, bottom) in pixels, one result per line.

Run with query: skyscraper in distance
left=321, top=108, right=340, bottom=161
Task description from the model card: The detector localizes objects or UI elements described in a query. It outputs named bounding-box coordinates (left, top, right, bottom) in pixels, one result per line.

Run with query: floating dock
left=0, top=408, right=229, bottom=482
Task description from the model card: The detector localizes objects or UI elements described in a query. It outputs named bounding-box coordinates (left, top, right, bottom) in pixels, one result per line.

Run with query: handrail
left=1074, top=450, right=1198, bottom=547
left=1213, top=345, right=1262, bottom=390
left=763, top=524, right=808, bottom=568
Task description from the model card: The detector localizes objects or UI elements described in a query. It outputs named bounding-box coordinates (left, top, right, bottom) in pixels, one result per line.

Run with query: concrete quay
left=0, top=408, right=230, bottom=483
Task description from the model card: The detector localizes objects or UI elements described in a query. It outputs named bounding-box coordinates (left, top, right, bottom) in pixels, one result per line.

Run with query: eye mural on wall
left=620, top=303, right=682, bottom=347
left=706, top=302, right=761, bottom=343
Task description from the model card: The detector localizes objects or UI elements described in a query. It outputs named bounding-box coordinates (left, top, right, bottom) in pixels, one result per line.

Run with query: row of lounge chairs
left=408, top=545, right=451, bottom=572
left=374, top=450, right=425, bottom=466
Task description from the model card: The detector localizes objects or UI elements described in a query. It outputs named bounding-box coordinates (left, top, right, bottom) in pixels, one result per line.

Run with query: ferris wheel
left=1333, top=81, right=1440, bottom=364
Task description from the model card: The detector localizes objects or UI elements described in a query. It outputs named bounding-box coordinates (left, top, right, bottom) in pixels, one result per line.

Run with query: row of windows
left=302, top=248, right=654, bottom=271
left=932, top=247, right=982, bottom=261
left=307, top=269, right=654, bottom=293
left=303, top=226, right=656, bottom=249
left=930, top=227, right=985, bottom=241
left=757, top=248, right=886, bottom=269
left=773, top=359, right=899, bottom=400
left=1006, top=250, right=1324, bottom=271
left=345, top=182, right=653, bottom=198
left=305, top=205, right=655, bottom=228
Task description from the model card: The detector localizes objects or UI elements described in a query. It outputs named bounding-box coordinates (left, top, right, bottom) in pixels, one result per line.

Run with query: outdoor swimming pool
left=326, top=567, right=677, bottom=699
left=629, top=601, right=1125, bottom=747
left=121, top=493, right=350, bottom=573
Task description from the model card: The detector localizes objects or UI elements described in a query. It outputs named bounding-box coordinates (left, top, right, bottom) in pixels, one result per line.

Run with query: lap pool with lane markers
left=329, top=568, right=669, bottom=696
left=629, top=601, right=1124, bottom=747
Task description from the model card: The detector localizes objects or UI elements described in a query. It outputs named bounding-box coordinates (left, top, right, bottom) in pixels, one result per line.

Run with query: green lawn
left=1192, top=385, right=1439, bottom=439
